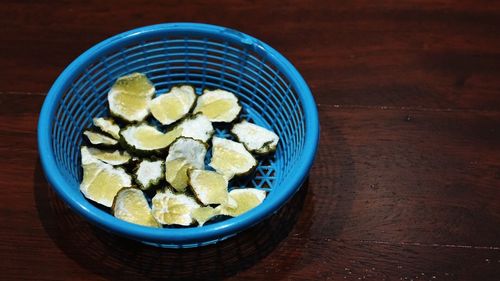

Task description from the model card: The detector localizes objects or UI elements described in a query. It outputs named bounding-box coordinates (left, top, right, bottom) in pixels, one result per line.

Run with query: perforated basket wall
left=38, top=23, right=319, bottom=247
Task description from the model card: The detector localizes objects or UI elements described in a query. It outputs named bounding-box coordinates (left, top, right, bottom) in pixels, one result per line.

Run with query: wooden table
left=2, top=1, right=499, bottom=280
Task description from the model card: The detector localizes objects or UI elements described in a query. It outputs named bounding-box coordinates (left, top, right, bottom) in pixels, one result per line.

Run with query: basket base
left=138, top=233, right=236, bottom=248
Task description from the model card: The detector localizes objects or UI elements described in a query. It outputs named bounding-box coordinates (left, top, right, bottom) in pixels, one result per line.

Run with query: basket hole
left=261, top=181, right=271, bottom=189
left=253, top=178, right=263, bottom=188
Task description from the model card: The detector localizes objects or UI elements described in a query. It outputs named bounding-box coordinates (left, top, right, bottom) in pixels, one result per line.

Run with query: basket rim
left=38, top=22, right=319, bottom=245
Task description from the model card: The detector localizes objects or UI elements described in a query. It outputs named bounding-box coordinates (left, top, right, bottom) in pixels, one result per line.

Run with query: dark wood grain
left=2, top=0, right=500, bottom=109
left=1, top=1, right=500, bottom=280
left=1, top=93, right=500, bottom=280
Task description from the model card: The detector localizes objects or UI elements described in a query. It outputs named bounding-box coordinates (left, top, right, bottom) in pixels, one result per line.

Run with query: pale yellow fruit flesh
left=209, top=137, right=256, bottom=179
left=112, top=74, right=154, bottom=96
left=165, top=137, right=208, bottom=191
left=83, top=147, right=130, bottom=165
left=191, top=207, right=218, bottom=226
left=93, top=117, right=120, bottom=139
left=92, top=151, right=130, bottom=165
left=211, top=146, right=251, bottom=173
left=80, top=163, right=130, bottom=207
left=193, top=89, right=241, bottom=122
left=165, top=159, right=191, bottom=192
left=113, top=189, right=160, bottom=227
left=217, top=189, right=266, bottom=217
left=152, top=190, right=200, bottom=226
left=111, top=93, right=149, bottom=117
left=150, top=95, right=184, bottom=123
left=108, top=73, right=154, bottom=121
left=131, top=126, right=182, bottom=150
left=149, top=85, right=196, bottom=125
left=84, top=131, right=117, bottom=145
left=189, top=170, right=228, bottom=205
left=196, top=99, right=233, bottom=120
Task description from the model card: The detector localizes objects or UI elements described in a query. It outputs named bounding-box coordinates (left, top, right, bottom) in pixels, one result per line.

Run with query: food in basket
left=112, top=187, right=160, bottom=227
left=216, top=188, right=267, bottom=217
left=133, top=159, right=164, bottom=190
left=79, top=72, right=279, bottom=227
left=231, top=120, right=279, bottom=155
left=80, top=148, right=132, bottom=207
left=191, top=206, right=218, bottom=226
left=83, top=129, right=119, bottom=147
left=120, top=123, right=182, bottom=155
left=193, top=89, right=242, bottom=122
left=81, top=146, right=131, bottom=166
left=93, top=117, right=121, bottom=139
left=188, top=169, right=229, bottom=205
left=152, top=187, right=201, bottom=226
left=209, top=137, right=257, bottom=180
left=175, top=113, right=214, bottom=142
left=165, top=137, right=208, bottom=192
left=108, top=72, right=155, bottom=122
left=149, top=85, right=196, bottom=125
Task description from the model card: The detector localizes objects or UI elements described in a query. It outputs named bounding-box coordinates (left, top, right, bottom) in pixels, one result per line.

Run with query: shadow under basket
left=35, top=156, right=310, bottom=279
left=37, top=23, right=319, bottom=247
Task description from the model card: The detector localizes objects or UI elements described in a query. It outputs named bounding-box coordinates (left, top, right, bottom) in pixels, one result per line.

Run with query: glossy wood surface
left=1, top=1, right=499, bottom=280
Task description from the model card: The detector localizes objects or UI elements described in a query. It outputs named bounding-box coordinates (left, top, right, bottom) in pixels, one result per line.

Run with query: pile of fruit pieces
left=80, top=73, right=279, bottom=228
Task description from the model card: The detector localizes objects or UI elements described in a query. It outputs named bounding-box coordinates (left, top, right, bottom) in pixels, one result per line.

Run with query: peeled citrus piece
left=108, top=73, right=155, bottom=122
left=112, top=188, right=160, bottom=227
left=188, top=169, right=228, bottom=205
left=83, top=130, right=118, bottom=147
left=231, top=120, right=279, bottom=155
left=226, top=195, right=238, bottom=209
left=193, top=89, right=241, bottom=122
left=209, top=137, right=257, bottom=180
left=93, top=117, right=121, bottom=139
left=216, top=188, right=266, bottom=217
left=151, top=188, right=200, bottom=226
left=134, top=159, right=164, bottom=190
left=81, top=146, right=131, bottom=166
left=80, top=160, right=132, bottom=207
left=165, top=137, right=208, bottom=192
left=191, top=206, right=218, bottom=226
left=177, top=113, right=214, bottom=143
left=149, top=85, right=196, bottom=125
left=165, top=159, right=191, bottom=192
left=120, top=123, right=182, bottom=155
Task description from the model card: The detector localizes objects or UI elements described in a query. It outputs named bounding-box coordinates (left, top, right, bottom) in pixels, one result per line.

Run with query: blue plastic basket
left=38, top=23, right=319, bottom=248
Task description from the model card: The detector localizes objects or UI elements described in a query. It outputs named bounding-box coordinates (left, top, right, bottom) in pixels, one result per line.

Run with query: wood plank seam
left=318, top=104, right=500, bottom=113
left=3, top=91, right=500, bottom=114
